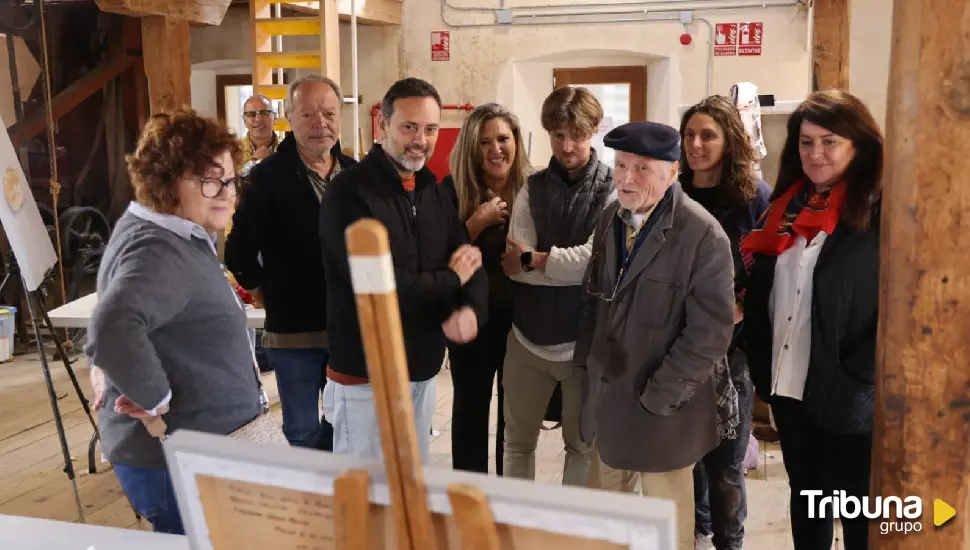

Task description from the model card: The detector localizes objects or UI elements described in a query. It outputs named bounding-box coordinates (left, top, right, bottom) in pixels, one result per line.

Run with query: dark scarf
left=741, top=178, right=846, bottom=257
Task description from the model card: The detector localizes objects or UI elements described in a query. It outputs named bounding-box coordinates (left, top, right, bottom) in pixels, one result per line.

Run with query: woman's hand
left=89, top=366, right=105, bottom=410
left=468, top=197, right=508, bottom=237
left=116, top=396, right=170, bottom=439
left=114, top=395, right=154, bottom=418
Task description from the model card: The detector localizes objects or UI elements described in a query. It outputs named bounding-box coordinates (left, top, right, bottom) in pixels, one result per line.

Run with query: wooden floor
left=0, top=349, right=281, bottom=530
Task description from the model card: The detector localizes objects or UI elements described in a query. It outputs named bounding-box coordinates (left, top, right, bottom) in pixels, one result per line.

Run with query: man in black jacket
left=226, top=74, right=356, bottom=451
left=320, top=77, right=487, bottom=461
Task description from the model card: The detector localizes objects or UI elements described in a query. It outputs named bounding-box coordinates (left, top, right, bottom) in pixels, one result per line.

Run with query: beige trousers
left=589, top=446, right=696, bottom=550
left=502, top=333, right=591, bottom=486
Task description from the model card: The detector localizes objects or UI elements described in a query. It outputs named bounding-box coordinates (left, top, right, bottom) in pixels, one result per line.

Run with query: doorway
left=553, top=66, right=647, bottom=166
left=216, top=74, right=254, bottom=138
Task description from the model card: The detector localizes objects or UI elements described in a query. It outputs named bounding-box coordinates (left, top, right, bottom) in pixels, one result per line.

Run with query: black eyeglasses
left=199, top=176, right=239, bottom=198
left=243, top=109, right=274, bottom=119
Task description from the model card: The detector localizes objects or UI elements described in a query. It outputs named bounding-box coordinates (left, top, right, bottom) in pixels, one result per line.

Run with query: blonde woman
left=442, top=103, right=530, bottom=474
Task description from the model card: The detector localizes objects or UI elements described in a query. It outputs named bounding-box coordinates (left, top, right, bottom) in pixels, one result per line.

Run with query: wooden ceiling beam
left=95, top=0, right=234, bottom=26
left=282, top=0, right=401, bottom=26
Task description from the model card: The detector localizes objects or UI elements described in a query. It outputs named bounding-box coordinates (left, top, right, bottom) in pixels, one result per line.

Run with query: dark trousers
left=112, top=463, right=184, bottom=535
left=771, top=396, right=873, bottom=550
left=449, top=306, right=512, bottom=475
left=265, top=347, right=333, bottom=451
left=694, top=353, right=754, bottom=550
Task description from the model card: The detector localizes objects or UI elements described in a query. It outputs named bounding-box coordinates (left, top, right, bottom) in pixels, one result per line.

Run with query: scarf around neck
left=741, top=178, right=846, bottom=256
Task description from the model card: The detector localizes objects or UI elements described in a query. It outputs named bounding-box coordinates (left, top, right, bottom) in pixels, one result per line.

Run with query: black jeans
left=449, top=305, right=512, bottom=475
left=771, top=396, right=872, bottom=550
left=694, top=351, right=754, bottom=550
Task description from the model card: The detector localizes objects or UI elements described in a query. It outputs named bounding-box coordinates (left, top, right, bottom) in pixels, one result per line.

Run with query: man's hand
left=250, top=288, right=265, bottom=309
left=449, top=245, right=482, bottom=285
left=501, top=237, right=527, bottom=276
left=253, top=145, right=272, bottom=160
left=734, top=302, right=744, bottom=324
left=89, top=366, right=106, bottom=410
left=442, top=306, right=478, bottom=344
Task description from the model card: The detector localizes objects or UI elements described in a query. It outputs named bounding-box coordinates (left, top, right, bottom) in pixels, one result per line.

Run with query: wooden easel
left=345, top=219, right=500, bottom=550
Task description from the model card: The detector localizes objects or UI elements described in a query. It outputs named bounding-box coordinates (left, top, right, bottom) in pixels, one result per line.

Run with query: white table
left=48, top=293, right=266, bottom=329
left=0, top=514, right=189, bottom=550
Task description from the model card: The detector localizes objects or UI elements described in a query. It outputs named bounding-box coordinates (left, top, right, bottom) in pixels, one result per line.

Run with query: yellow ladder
left=249, top=1, right=339, bottom=132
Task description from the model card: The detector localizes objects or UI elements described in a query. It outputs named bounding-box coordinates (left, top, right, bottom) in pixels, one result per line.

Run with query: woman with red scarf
left=741, top=90, right=883, bottom=550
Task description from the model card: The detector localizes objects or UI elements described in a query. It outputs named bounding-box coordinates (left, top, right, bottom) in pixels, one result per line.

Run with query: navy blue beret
left=603, top=121, right=680, bottom=162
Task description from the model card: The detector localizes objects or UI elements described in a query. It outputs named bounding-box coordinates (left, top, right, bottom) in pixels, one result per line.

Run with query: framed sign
left=164, top=430, right=677, bottom=550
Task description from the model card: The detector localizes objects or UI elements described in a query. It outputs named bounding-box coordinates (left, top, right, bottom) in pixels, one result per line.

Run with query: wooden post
left=813, top=0, right=850, bottom=90
left=319, top=0, right=340, bottom=79
left=346, top=220, right=438, bottom=550
left=873, top=0, right=970, bottom=547
left=140, top=16, right=191, bottom=112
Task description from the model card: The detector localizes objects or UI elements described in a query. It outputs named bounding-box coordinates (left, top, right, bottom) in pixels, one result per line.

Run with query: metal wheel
left=57, top=206, right=111, bottom=348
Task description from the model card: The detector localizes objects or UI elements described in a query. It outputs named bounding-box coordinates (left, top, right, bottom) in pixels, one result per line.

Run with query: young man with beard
left=319, top=78, right=488, bottom=460
left=499, top=86, right=615, bottom=487
left=226, top=75, right=356, bottom=451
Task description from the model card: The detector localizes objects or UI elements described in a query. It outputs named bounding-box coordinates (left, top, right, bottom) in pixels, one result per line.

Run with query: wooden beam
left=94, top=0, right=234, bottom=26
left=319, top=0, right=340, bottom=80
left=141, top=17, right=191, bottom=112
left=8, top=53, right=137, bottom=147
left=282, top=0, right=401, bottom=26
left=872, top=0, right=970, bottom=547
left=813, top=0, right=850, bottom=90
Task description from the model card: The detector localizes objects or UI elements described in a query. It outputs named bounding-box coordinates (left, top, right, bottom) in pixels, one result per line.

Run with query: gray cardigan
left=86, top=205, right=261, bottom=468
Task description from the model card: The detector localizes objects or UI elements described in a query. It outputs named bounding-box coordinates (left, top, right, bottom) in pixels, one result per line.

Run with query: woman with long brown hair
left=679, top=95, right=771, bottom=550
left=742, top=90, right=883, bottom=550
left=442, top=103, right=530, bottom=474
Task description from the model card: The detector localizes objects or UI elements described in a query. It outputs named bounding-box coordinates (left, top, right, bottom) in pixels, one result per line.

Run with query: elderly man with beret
left=576, top=121, right=737, bottom=550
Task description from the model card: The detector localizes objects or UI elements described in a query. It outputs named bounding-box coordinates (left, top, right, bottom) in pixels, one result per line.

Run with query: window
left=553, top=66, right=647, bottom=167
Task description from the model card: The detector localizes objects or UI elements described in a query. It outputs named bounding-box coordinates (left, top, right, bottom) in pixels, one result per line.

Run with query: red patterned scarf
left=741, top=178, right=846, bottom=257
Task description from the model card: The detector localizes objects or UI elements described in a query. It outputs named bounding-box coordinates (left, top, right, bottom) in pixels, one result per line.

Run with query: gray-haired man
left=226, top=74, right=356, bottom=451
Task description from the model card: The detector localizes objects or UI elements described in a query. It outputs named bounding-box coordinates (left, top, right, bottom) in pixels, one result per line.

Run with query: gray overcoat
left=576, top=183, right=735, bottom=473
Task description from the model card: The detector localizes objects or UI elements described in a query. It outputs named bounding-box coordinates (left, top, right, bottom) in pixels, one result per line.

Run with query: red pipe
left=370, top=102, right=475, bottom=144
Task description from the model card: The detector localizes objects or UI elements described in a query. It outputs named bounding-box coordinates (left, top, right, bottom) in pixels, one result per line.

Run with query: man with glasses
left=226, top=74, right=356, bottom=452
left=575, top=121, right=735, bottom=550
left=498, top=86, right=614, bottom=487
left=240, top=94, right=279, bottom=176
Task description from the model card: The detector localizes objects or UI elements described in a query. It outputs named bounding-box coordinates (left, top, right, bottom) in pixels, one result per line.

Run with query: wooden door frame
left=552, top=66, right=648, bottom=122
left=215, top=73, right=253, bottom=123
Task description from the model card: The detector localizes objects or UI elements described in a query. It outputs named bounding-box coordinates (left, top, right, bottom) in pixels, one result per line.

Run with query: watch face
left=520, top=251, right=532, bottom=266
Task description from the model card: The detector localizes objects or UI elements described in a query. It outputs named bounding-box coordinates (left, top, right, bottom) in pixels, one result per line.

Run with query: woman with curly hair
left=679, top=95, right=771, bottom=550
left=85, top=110, right=265, bottom=535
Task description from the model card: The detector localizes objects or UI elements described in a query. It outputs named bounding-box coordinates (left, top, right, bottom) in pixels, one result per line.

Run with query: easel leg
left=20, top=280, right=85, bottom=523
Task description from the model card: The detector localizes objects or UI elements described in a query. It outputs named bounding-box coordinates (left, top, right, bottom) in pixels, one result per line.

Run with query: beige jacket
left=576, top=183, right=735, bottom=473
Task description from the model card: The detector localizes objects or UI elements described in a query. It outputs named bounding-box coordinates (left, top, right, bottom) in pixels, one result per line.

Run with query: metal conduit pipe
left=443, top=0, right=800, bottom=13
left=351, top=0, right=360, bottom=159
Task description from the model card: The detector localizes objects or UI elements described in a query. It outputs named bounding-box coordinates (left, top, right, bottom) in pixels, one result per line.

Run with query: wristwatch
left=520, top=251, right=534, bottom=271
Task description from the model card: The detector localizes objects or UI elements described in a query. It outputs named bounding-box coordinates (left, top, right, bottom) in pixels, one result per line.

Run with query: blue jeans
left=322, top=378, right=436, bottom=462
left=265, top=347, right=333, bottom=450
left=112, top=463, right=184, bottom=535
left=694, top=350, right=754, bottom=550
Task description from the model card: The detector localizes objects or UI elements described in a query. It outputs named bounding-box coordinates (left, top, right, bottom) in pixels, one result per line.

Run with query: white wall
left=849, top=0, right=894, bottom=130
left=402, top=1, right=811, bottom=168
